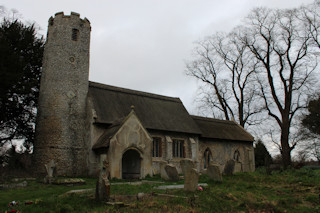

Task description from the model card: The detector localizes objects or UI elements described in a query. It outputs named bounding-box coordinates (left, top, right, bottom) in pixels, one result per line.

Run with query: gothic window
left=172, top=139, right=185, bottom=158
left=203, top=148, right=212, bottom=169
left=152, top=137, right=162, bottom=157
left=72, top=28, right=79, bottom=41
left=234, top=149, right=241, bottom=162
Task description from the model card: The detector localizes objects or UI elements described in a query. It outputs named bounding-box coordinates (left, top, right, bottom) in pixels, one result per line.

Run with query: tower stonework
left=34, top=12, right=91, bottom=176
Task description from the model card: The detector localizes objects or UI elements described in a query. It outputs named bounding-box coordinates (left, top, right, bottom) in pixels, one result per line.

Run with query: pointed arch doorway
left=122, top=149, right=141, bottom=179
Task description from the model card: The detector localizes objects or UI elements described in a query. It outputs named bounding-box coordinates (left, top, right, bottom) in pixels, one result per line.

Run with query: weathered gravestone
left=44, top=159, right=56, bottom=183
left=184, top=168, right=199, bottom=192
left=164, top=164, right=179, bottom=181
left=160, top=161, right=169, bottom=180
left=45, top=159, right=56, bottom=177
left=207, top=164, right=222, bottom=182
left=95, top=159, right=110, bottom=202
left=180, top=159, right=195, bottom=175
left=223, top=159, right=235, bottom=175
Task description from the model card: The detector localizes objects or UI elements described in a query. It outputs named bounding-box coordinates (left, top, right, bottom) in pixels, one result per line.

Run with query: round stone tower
left=34, top=12, right=91, bottom=176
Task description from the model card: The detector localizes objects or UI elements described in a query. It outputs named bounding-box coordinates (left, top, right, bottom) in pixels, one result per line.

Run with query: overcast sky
left=2, top=0, right=314, bottom=115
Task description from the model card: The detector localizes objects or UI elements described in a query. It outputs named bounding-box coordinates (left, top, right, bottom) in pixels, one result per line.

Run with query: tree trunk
left=280, top=124, right=291, bottom=169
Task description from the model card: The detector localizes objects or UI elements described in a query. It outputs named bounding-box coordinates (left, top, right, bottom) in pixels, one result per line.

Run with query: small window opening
left=72, top=29, right=79, bottom=41
left=172, top=139, right=185, bottom=158
left=203, top=148, right=212, bottom=169
left=234, top=150, right=241, bottom=162
left=152, top=137, right=162, bottom=157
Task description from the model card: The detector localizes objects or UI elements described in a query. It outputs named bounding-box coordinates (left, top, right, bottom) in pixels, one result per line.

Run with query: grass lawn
left=0, top=168, right=319, bottom=212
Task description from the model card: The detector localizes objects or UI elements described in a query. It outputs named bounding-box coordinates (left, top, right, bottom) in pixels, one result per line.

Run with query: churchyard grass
left=0, top=168, right=319, bottom=212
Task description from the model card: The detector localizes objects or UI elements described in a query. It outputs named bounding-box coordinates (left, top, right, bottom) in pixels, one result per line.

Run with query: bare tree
left=186, top=29, right=261, bottom=128
left=301, top=1, right=320, bottom=49
left=186, top=36, right=231, bottom=121
left=244, top=7, right=318, bottom=168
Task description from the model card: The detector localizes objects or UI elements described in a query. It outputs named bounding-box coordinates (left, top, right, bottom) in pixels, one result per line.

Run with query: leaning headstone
left=207, top=164, right=222, bottom=182
left=164, top=164, right=179, bottom=181
left=95, top=160, right=110, bottom=202
left=184, top=168, right=199, bottom=192
left=180, top=159, right=195, bottom=175
left=223, top=159, right=235, bottom=175
left=44, top=159, right=56, bottom=183
left=160, top=161, right=169, bottom=180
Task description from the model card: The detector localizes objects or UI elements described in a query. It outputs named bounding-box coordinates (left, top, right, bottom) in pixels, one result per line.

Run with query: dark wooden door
left=122, top=149, right=141, bottom=179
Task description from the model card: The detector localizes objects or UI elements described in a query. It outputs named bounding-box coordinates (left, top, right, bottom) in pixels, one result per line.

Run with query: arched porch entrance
left=122, top=149, right=141, bottom=179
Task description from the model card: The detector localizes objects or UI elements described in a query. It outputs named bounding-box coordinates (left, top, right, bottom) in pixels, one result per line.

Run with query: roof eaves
left=199, top=137, right=254, bottom=143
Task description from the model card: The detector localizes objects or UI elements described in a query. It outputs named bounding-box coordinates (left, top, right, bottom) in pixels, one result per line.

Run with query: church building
left=33, top=12, right=255, bottom=178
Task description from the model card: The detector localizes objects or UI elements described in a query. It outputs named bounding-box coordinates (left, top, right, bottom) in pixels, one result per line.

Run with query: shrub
left=254, top=140, right=272, bottom=168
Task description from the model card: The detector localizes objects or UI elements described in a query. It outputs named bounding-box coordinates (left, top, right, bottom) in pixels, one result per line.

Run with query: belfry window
left=152, top=137, right=162, bottom=157
left=172, top=139, right=185, bottom=158
left=72, top=28, right=79, bottom=41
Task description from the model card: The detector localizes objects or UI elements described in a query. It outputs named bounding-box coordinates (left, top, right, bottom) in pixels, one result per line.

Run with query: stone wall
left=198, top=139, right=255, bottom=173
left=148, top=130, right=199, bottom=174
left=87, top=120, right=255, bottom=178
left=146, top=132, right=255, bottom=175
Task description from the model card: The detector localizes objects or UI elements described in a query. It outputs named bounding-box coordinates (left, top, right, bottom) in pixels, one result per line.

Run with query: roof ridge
left=191, top=115, right=237, bottom=125
left=89, top=81, right=181, bottom=103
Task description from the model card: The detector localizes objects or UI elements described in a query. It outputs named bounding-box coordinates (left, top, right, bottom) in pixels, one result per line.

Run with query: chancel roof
left=191, top=116, right=254, bottom=142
